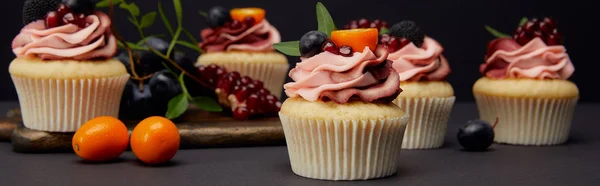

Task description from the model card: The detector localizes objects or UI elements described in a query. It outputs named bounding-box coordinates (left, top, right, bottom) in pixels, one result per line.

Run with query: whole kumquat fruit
left=131, top=116, right=180, bottom=165
left=72, top=116, right=129, bottom=162
left=331, top=28, right=379, bottom=53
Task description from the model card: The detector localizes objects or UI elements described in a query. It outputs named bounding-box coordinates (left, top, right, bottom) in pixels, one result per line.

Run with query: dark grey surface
left=0, top=102, right=599, bottom=186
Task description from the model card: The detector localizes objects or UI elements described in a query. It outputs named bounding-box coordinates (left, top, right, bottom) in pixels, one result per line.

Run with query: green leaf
left=128, top=17, right=139, bottom=27
left=96, top=0, right=124, bottom=8
left=119, top=41, right=148, bottom=50
left=173, top=0, right=183, bottom=26
left=192, top=97, right=223, bottom=112
left=176, top=40, right=202, bottom=53
left=120, top=2, right=140, bottom=17
left=158, top=1, right=174, bottom=36
left=198, top=11, right=208, bottom=17
left=379, top=27, right=389, bottom=35
left=140, top=12, right=157, bottom=29
left=519, top=17, right=528, bottom=26
left=485, top=25, right=510, bottom=38
left=273, top=41, right=301, bottom=56
left=166, top=94, right=189, bottom=119
left=183, top=29, right=199, bottom=47
left=316, top=2, right=336, bottom=37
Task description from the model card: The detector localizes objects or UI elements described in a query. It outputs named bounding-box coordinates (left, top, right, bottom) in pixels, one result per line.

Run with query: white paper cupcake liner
left=199, top=62, right=289, bottom=98
left=11, top=74, right=130, bottom=132
left=279, top=113, right=409, bottom=180
left=474, top=94, right=578, bottom=146
left=393, top=97, right=455, bottom=149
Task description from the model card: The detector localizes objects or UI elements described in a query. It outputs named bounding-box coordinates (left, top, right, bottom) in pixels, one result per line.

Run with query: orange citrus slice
left=230, top=7, right=266, bottom=24
left=331, top=28, right=379, bottom=53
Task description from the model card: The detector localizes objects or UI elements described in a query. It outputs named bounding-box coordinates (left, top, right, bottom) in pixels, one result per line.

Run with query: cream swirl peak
left=199, top=20, right=281, bottom=52
left=481, top=37, right=574, bottom=79
left=12, top=11, right=117, bottom=60
left=284, top=47, right=401, bottom=104
left=388, top=37, right=450, bottom=81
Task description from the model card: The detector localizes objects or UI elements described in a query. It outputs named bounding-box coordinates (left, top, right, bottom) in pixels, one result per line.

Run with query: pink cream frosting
left=388, top=37, right=450, bottom=81
left=199, top=20, right=281, bottom=52
left=12, top=12, right=117, bottom=60
left=284, top=47, right=401, bottom=104
left=481, top=37, right=574, bottom=79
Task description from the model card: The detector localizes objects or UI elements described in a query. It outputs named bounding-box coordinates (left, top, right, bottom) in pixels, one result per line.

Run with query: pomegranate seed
left=246, top=94, right=260, bottom=110
left=229, top=20, right=242, bottom=29
left=265, top=95, right=279, bottom=102
left=358, top=18, right=370, bottom=28
left=516, top=32, right=531, bottom=46
left=233, top=107, right=250, bottom=120
left=546, top=34, right=559, bottom=45
left=57, top=4, right=71, bottom=18
left=386, top=36, right=400, bottom=52
left=399, top=38, right=412, bottom=49
left=258, top=88, right=270, bottom=96
left=523, top=21, right=537, bottom=33
left=339, top=45, right=353, bottom=57
left=240, top=76, right=252, bottom=85
left=543, top=17, right=555, bottom=28
left=235, top=86, right=251, bottom=101
left=347, top=20, right=358, bottom=29
left=62, top=13, right=87, bottom=28
left=243, top=16, right=255, bottom=26
left=252, top=80, right=264, bottom=90
left=275, top=101, right=282, bottom=111
left=371, top=19, right=382, bottom=29
left=321, top=40, right=338, bottom=54
left=45, top=11, right=60, bottom=28
left=229, top=71, right=241, bottom=79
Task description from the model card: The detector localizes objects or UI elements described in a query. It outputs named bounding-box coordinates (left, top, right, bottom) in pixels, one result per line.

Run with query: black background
left=1, top=0, right=598, bottom=102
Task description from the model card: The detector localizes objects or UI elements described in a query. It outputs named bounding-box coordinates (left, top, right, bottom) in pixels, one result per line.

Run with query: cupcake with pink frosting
left=475, top=17, right=578, bottom=145
left=9, top=0, right=129, bottom=132
left=380, top=21, right=455, bottom=149
left=278, top=27, right=408, bottom=180
left=196, top=7, right=288, bottom=98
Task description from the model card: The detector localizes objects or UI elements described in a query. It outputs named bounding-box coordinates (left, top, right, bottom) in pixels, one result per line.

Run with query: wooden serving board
left=0, top=108, right=285, bottom=153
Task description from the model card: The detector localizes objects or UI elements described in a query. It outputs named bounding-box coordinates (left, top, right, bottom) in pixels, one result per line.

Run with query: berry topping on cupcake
left=343, top=18, right=389, bottom=32
left=298, top=28, right=380, bottom=58
left=482, top=17, right=573, bottom=79
left=24, top=0, right=96, bottom=28
left=199, top=6, right=281, bottom=52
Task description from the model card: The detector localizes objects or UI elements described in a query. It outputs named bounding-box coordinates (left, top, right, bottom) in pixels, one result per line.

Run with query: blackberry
left=23, top=0, right=61, bottom=25
left=389, top=20, right=426, bottom=47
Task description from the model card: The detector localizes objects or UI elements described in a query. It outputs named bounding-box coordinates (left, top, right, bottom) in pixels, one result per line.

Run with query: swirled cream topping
left=284, top=47, right=401, bottom=104
left=199, top=20, right=280, bottom=52
left=12, top=12, right=117, bottom=60
left=481, top=37, right=574, bottom=79
left=388, top=37, right=450, bottom=81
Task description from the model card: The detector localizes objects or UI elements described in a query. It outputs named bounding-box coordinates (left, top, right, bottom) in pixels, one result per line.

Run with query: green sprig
left=99, top=0, right=221, bottom=120
left=485, top=25, right=510, bottom=38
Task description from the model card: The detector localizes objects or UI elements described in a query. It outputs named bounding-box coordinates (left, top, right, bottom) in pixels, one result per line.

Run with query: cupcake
left=381, top=21, right=455, bottom=149
left=279, top=28, right=408, bottom=180
left=475, top=17, right=578, bottom=145
left=9, top=0, right=129, bottom=132
left=196, top=7, right=288, bottom=98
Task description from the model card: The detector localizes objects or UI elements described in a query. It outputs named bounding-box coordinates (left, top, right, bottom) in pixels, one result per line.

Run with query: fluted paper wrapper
left=11, top=75, right=130, bottom=132
left=202, top=62, right=289, bottom=98
left=393, top=97, right=455, bottom=149
left=279, top=113, right=409, bottom=180
left=474, top=94, right=578, bottom=145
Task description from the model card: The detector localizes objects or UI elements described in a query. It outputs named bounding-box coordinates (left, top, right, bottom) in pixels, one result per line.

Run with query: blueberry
left=206, top=6, right=230, bottom=28
left=457, top=120, right=495, bottom=151
left=62, top=0, right=94, bottom=15
left=389, top=20, right=425, bottom=47
left=119, top=80, right=165, bottom=120
left=172, top=51, right=196, bottom=75
left=115, top=50, right=131, bottom=73
left=138, top=37, right=170, bottom=74
left=149, top=70, right=182, bottom=101
left=299, top=31, right=328, bottom=58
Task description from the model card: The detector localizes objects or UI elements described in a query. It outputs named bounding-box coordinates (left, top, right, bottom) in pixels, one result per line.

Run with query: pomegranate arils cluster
left=513, top=17, right=563, bottom=46
left=197, top=64, right=282, bottom=120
